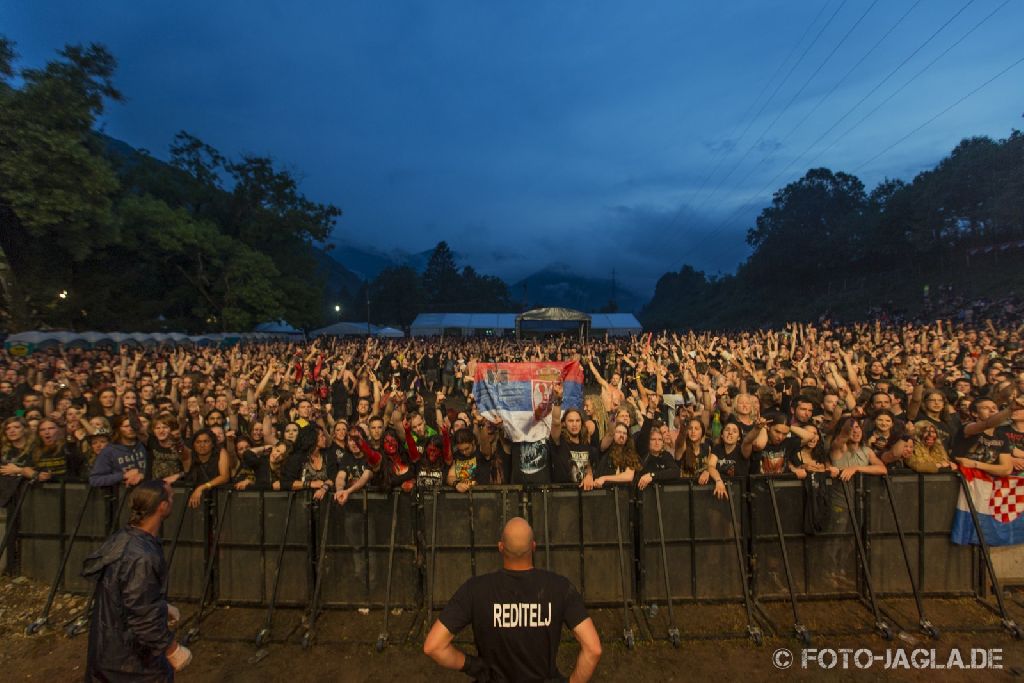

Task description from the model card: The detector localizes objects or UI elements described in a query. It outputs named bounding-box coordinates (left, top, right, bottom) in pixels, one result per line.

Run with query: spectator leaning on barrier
left=89, top=415, right=148, bottom=489
left=952, top=393, right=1020, bottom=476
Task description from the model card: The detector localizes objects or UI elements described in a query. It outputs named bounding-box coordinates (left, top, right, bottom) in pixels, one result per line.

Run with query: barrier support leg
left=653, top=486, right=679, bottom=647
left=542, top=488, right=551, bottom=571
left=302, top=499, right=334, bottom=648
left=377, top=492, right=400, bottom=652
left=425, top=486, right=440, bottom=633
left=840, top=480, right=893, bottom=640
left=163, top=487, right=194, bottom=591
left=0, top=481, right=32, bottom=570
left=880, top=477, right=938, bottom=639
left=957, top=471, right=1022, bottom=639
left=65, top=488, right=131, bottom=638
left=612, top=487, right=635, bottom=649
left=725, top=482, right=763, bottom=645
left=182, top=491, right=233, bottom=644
left=468, top=489, right=477, bottom=577
left=256, top=491, right=296, bottom=647
left=764, top=478, right=811, bottom=645
left=27, top=487, right=93, bottom=634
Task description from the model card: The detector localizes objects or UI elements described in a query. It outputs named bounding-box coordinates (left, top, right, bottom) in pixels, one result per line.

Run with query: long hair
left=1, top=416, right=36, bottom=461
left=32, top=419, right=64, bottom=466
left=605, top=422, right=641, bottom=472
left=586, top=394, right=609, bottom=443
left=674, top=418, right=706, bottom=473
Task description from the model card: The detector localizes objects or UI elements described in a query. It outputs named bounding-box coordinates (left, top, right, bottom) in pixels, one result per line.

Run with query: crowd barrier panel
left=862, top=471, right=976, bottom=596
left=215, top=490, right=309, bottom=607
left=0, top=474, right=998, bottom=625
left=748, top=475, right=863, bottom=600
left=424, top=486, right=519, bottom=609
left=528, top=485, right=634, bottom=608
left=321, top=489, right=418, bottom=609
left=163, top=486, right=207, bottom=602
left=635, top=480, right=745, bottom=604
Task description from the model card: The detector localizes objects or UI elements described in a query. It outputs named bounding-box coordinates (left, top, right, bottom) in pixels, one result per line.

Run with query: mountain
left=326, top=240, right=464, bottom=280
left=313, top=247, right=363, bottom=299
left=512, top=264, right=643, bottom=313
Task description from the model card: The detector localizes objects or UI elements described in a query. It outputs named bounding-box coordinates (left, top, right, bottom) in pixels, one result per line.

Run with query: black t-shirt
left=997, top=425, right=1024, bottom=457
left=757, top=435, right=802, bottom=475
left=640, top=450, right=681, bottom=482
left=439, top=568, right=588, bottom=683
left=336, top=448, right=370, bottom=488
left=953, top=425, right=1011, bottom=464
left=917, top=414, right=960, bottom=452
left=711, top=443, right=740, bottom=478
left=550, top=438, right=599, bottom=485
left=510, top=440, right=551, bottom=485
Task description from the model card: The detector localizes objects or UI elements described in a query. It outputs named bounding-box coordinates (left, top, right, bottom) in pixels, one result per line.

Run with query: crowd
left=1, top=318, right=1023, bottom=518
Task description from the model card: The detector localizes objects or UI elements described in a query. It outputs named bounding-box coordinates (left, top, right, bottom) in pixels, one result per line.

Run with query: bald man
left=424, top=517, right=601, bottom=682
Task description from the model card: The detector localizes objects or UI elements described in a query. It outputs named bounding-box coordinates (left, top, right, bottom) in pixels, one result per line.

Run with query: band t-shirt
left=757, top=435, right=802, bottom=475
left=439, top=568, right=588, bottom=682
left=336, top=449, right=370, bottom=487
left=550, top=439, right=599, bottom=485
left=953, top=426, right=1011, bottom=464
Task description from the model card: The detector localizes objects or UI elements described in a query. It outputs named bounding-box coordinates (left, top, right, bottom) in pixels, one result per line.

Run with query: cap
left=89, top=426, right=111, bottom=439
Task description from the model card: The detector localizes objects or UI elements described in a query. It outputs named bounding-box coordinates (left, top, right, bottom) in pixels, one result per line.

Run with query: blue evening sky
left=4, top=1, right=1022, bottom=296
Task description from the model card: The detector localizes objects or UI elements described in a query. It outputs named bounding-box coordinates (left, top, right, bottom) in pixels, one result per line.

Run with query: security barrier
left=862, top=472, right=976, bottom=595
left=748, top=475, right=862, bottom=599
left=636, top=481, right=744, bottom=602
left=0, top=473, right=990, bottom=631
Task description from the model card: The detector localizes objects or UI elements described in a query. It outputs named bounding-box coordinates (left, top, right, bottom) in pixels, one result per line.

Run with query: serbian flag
left=473, top=361, right=584, bottom=443
left=951, top=468, right=1024, bottom=546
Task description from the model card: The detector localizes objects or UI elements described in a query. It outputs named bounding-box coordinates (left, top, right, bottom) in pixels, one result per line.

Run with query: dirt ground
left=2, top=575, right=1024, bottom=681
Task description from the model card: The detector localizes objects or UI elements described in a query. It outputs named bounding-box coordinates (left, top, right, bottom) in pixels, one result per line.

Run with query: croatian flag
left=473, top=361, right=584, bottom=443
left=951, top=468, right=1024, bottom=546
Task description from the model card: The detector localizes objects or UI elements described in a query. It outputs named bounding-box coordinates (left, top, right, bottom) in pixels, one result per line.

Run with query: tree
left=745, top=168, right=866, bottom=281
left=369, top=266, right=422, bottom=327
left=422, top=241, right=462, bottom=310
left=0, top=38, right=122, bottom=328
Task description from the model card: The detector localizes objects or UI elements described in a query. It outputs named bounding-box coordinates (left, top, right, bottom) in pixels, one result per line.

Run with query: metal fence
left=3, top=472, right=983, bottom=617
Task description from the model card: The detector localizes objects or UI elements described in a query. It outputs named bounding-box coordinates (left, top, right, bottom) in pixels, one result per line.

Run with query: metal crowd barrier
left=2, top=471, right=1014, bottom=646
left=862, top=473, right=975, bottom=596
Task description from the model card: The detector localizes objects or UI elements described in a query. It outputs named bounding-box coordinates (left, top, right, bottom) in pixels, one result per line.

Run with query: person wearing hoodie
left=89, top=415, right=148, bottom=488
left=82, top=480, right=192, bottom=681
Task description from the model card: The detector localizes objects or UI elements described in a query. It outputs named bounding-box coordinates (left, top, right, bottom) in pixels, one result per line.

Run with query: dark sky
left=4, top=1, right=1022, bottom=296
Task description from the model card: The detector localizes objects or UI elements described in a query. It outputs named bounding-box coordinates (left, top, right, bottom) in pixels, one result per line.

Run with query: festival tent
left=376, top=326, right=406, bottom=338
left=309, top=321, right=379, bottom=337
left=3, top=330, right=302, bottom=350
left=516, top=307, right=591, bottom=339
left=253, top=320, right=304, bottom=336
left=409, top=311, right=643, bottom=337
left=409, top=313, right=517, bottom=337
left=588, top=313, right=643, bottom=337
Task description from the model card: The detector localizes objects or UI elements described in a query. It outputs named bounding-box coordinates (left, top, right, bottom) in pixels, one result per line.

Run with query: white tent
left=375, top=326, right=405, bottom=338
left=310, top=321, right=377, bottom=337
left=253, top=320, right=304, bottom=336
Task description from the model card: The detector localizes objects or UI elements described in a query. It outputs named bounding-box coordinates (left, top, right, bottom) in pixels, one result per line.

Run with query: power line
left=689, top=0, right=987, bottom=268
left=681, top=0, right=853, bottom=222
left=854, top=53, right=1024, bottom=173
left=656, top=2, right=835, bottom=236
left=719, top=0, right=921, bottom=204
left=812, top=0, right=1012, bottom=165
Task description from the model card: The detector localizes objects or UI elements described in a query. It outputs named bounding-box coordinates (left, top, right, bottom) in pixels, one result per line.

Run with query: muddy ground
left=1, top=576, right=1023, bottom=681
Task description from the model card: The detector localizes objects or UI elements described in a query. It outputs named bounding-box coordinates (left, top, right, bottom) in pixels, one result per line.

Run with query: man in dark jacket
left=83, top=480, right=192, bottom=681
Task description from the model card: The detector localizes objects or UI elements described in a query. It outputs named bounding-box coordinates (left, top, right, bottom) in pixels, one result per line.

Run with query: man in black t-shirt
left=424, top=517, right=602, bottom=682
